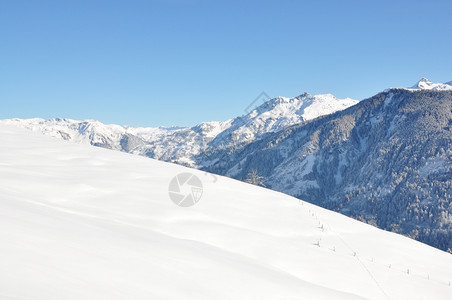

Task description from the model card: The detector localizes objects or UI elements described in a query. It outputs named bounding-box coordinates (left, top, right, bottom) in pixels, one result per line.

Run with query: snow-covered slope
left=0, top=92, right=357, bottom=167
left=0, top=124, right=451, bottom=300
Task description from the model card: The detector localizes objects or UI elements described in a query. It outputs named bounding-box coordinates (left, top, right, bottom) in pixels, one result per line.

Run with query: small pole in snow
left=407, top=268, right=410, bottom=275
left=388, top=264, right=391, bottom=268
left=353, top=252, right=356, bottom=256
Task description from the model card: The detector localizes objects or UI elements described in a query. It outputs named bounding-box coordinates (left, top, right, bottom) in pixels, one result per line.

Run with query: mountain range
left=2, top=78, right=451, bottom=251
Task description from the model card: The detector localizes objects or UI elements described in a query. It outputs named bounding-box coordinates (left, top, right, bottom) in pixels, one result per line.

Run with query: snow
left=239, top=93, right=358, bottom=134
left=0, top=92, right=358, bottom=169
left=419, top=157, right=447, bottom=177
left=297, top=94, right=357, bottom=121
left=383, top=92, right=394, bottom=107
left=1, top=124, right=452, bottom=300
left=384, top=78, right=452, bottom=93
left=409, top=78, right=452, bottom=91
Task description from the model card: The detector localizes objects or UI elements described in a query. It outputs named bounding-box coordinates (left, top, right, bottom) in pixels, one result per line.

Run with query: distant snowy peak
left=297, top=93, right=358, bottom=121
left=247, top=92, right=358, bottom=124
left=410, top=78, right=452, bottom=91
left=0, top=91, right=359, bottom=168
left=209, top=93, right=358, bottom=150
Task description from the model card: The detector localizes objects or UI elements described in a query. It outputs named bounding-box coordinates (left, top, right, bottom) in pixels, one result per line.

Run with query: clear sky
left=1, top=0, right=451, bottom=127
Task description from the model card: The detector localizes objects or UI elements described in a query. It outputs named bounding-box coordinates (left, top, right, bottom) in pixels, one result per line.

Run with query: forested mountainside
left=204, top=89, right=452, bottom=251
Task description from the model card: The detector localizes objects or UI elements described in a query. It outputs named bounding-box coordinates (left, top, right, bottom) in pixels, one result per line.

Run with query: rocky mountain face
left=204, top=88, right=452, bottom=251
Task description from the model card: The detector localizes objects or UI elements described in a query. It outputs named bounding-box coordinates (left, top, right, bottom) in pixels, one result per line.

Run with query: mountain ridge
left=410, top=78, right=452, bottom=91
left=1, top=92, right=358, bottom=167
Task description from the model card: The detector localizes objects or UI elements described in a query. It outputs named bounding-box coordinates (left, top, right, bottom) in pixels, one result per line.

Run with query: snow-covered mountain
left=205, top=84, right=452, bottom=252
left=1, top=123, right=451, bottom=300
left=0, top=93, right=357, bottom=167
left=409, top=78, right=452, bottom=91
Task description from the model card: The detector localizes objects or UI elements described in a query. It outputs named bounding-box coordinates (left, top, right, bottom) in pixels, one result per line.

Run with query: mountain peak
left=410, top=78, right=452, bottom=90
left=294, top=92, right=311, bottom=99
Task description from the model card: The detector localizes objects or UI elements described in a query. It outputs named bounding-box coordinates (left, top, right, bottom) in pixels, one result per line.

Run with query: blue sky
left=1, top=0, right=451, bottom=127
